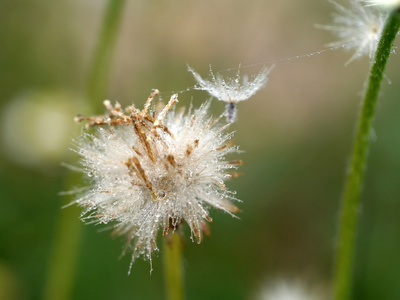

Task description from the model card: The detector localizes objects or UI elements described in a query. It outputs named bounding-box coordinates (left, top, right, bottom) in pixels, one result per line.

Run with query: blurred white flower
left=255, top=279, right=328, bottom=300
left=72, top=90, right=241, bottom=272
left=188, top=65, right=272, bottom=123
left=316, top=0, right=387, bottom=65
left=0, top=90, right=86, bottom=170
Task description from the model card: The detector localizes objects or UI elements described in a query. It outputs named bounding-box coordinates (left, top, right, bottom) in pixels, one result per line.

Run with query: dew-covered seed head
left=71, top=92, right=242, bottom=272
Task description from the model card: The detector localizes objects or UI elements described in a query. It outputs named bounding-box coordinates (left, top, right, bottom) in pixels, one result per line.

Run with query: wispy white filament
left=361, top=0, right=400, bottom=9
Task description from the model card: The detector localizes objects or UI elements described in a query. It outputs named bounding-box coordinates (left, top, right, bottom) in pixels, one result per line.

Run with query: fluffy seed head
left=188, top=65, right=271, bottom=123
left=316, top=0, right=387, bottom=65
left=72, top=90, right=241, bottom=272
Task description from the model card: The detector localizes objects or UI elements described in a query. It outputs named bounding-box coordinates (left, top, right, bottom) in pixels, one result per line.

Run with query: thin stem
left=87, top=0, right=126, bottom=112
left=44, top=1, right=126, bottom=299
left=43, top=174, right=83, bottom=300
left=163, top=232, right=185, bottom=300
left=334, top=11, right=400, bottom=300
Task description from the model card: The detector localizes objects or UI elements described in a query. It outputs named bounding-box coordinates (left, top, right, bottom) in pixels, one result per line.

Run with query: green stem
left=334, top=11, right=400, bottom=300
left=163, top=232, right=185, bottom=300
left=44, top=1, right=126, bottom=299
left=43, top=174, right=83, bottom=300
left=87, top=0, right=126, bottom=112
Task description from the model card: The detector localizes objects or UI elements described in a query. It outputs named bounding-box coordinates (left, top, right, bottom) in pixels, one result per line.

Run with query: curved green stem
left=334, top=11, right=400, bottom=300
left=87, top=0, right=126, bottom=112
left=163, top=232, right=185, bottom=300
left=44, top=1, right=126, bottom=299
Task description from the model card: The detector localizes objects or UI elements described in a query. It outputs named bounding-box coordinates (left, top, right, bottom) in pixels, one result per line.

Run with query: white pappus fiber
left=361, top=0, right=400, bottom=9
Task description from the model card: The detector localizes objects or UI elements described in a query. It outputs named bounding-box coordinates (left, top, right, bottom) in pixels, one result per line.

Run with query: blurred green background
left=1, top=0, right=400, bottom=299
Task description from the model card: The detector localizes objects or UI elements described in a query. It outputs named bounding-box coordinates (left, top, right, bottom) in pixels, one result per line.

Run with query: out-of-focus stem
left=87, top=0, right=126, bottom=112
left=334, top=11, right=400, bottom=300
left=164, top=232, right=185, bottom=300
left=44, top=1, right=126, bottom=299
left=43, top=175, right=82, bottom=300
